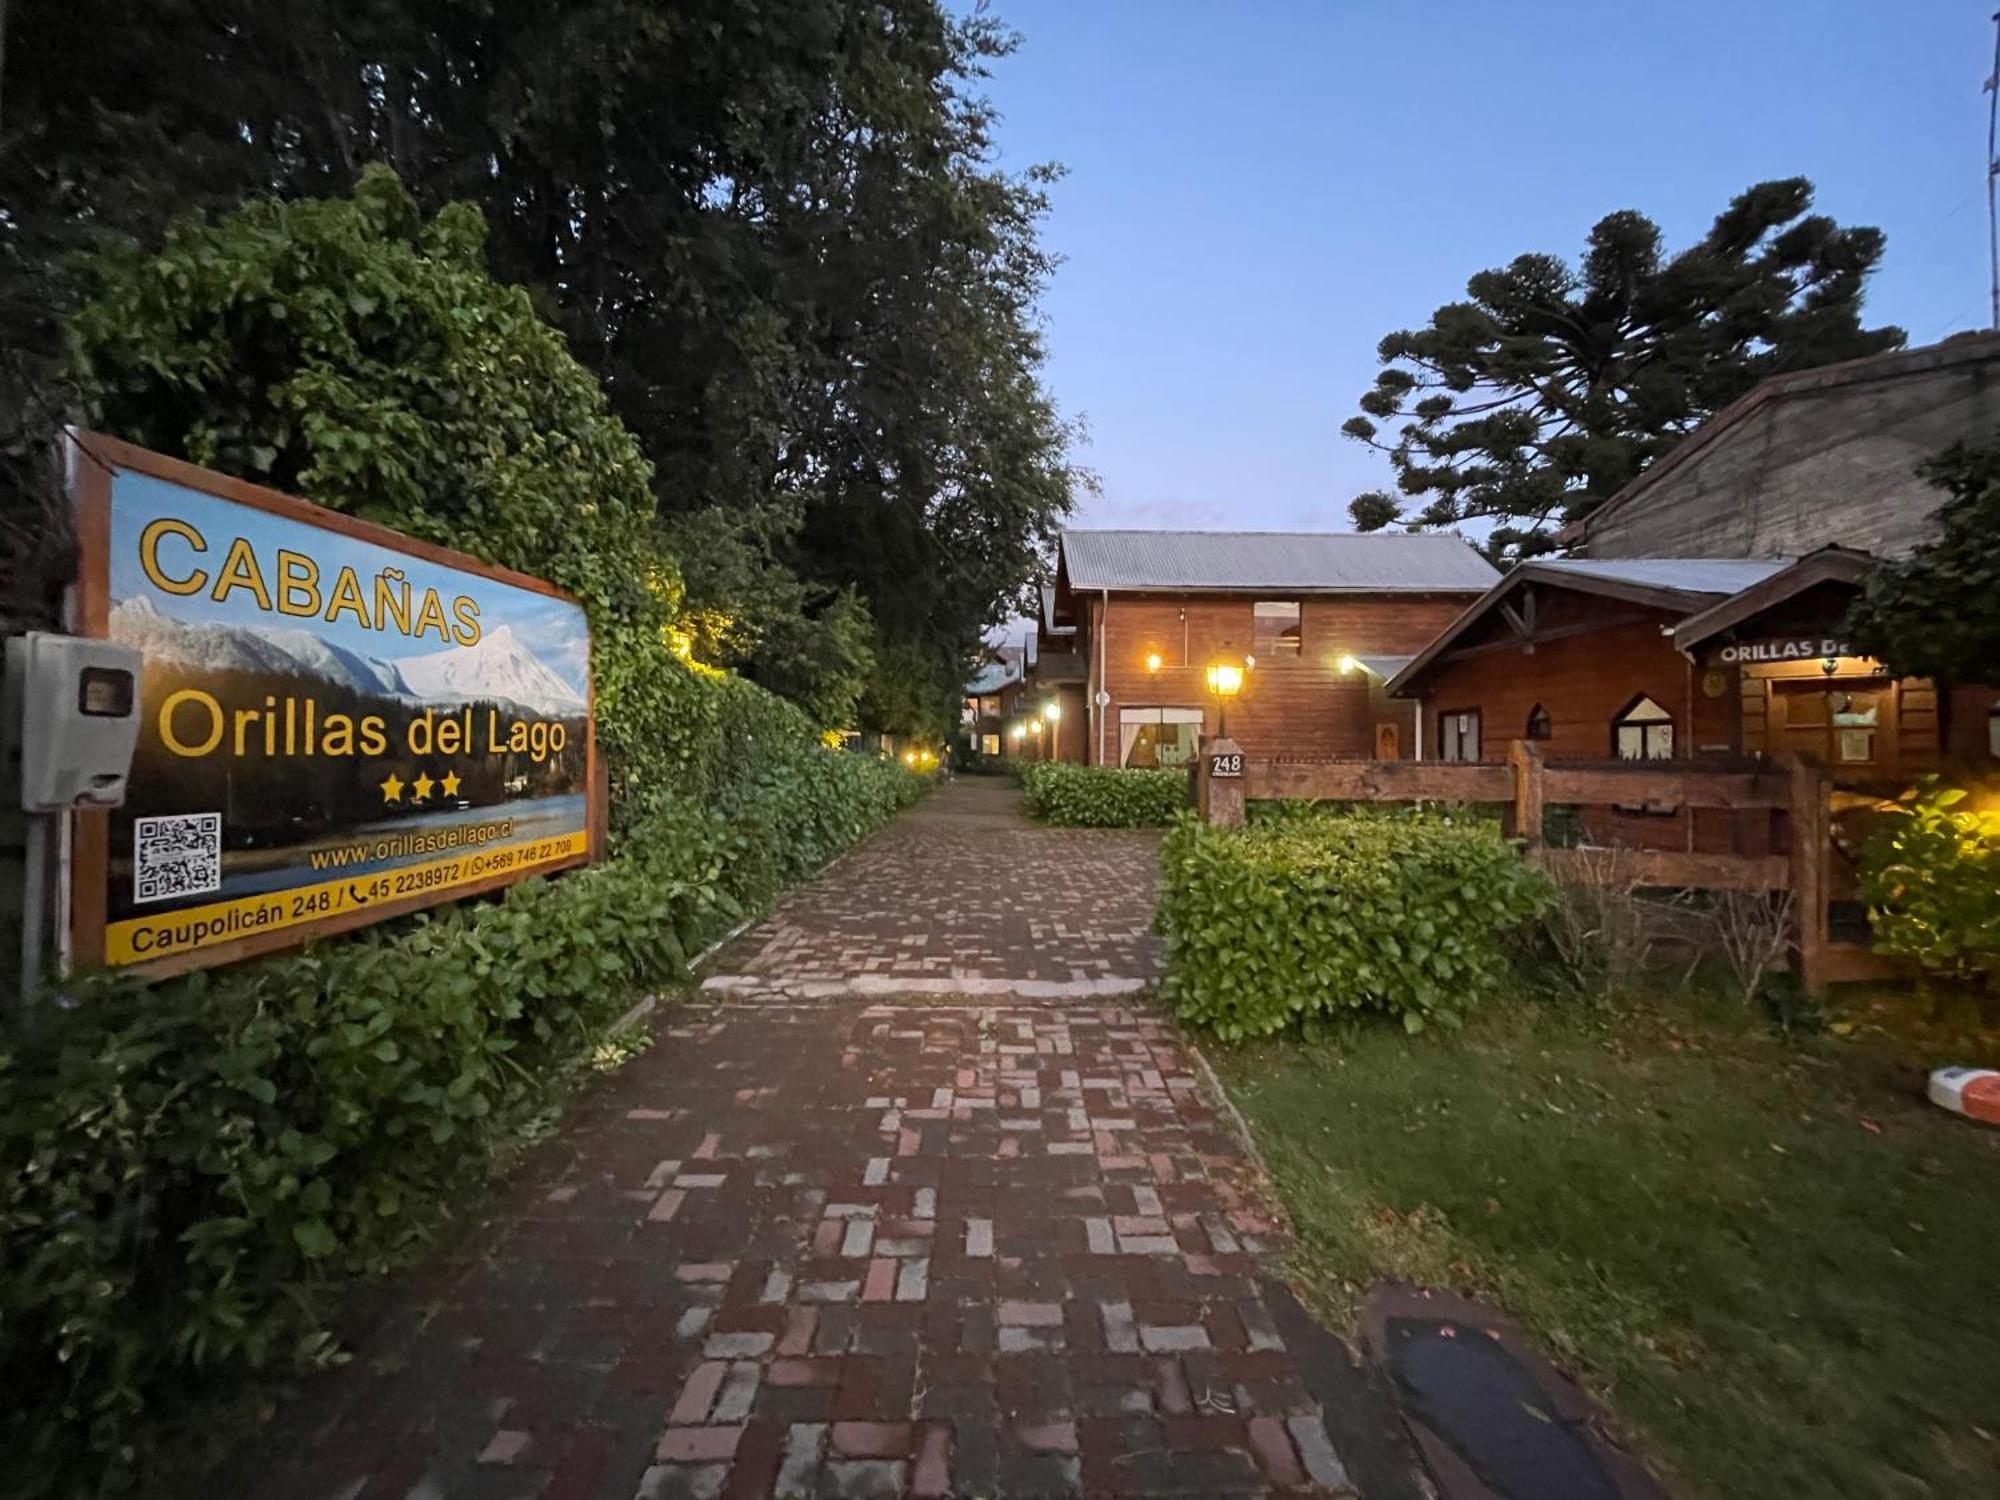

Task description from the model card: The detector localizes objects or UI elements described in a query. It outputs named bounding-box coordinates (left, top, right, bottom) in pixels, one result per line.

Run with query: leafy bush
left=1860, top=780, right=2000, bottom=984
left=1158, top=811, right=1552, bottom=1039
left=1021, top=762, right=1185, bottom=827
left=0, top=760, right=920, bottom=1492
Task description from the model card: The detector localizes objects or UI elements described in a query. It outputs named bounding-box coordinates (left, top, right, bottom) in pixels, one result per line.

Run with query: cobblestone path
left=247, top=780, right=1405, bottom=1499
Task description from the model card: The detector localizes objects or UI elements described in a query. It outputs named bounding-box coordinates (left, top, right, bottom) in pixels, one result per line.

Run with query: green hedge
left=1860, top=780, right=2000, bottom=984
left=1158, top=811, right=1552, bottom=1039
left=0, top=753, right=921, bottom=1490
left=1020, top=762, right=1186, bottom=827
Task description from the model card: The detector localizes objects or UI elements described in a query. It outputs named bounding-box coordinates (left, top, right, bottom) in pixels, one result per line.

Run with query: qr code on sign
left=134, top=813, right=222, bottom=903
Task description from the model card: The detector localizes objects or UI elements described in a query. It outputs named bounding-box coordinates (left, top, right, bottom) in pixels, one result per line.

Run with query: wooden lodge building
left=1386, top=334, right=2000, bottom=855
left=1033, top=529, right=1498, bottom=767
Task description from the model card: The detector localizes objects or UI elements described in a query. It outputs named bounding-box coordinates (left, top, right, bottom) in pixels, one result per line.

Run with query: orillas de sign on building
left=69, top=432, right=597, bottom=974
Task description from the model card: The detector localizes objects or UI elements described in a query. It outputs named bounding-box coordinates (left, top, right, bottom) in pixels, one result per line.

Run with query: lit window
left=1253, top=601, right=1302, bottom=655
left=1525, top=704, right=1552, bottom=741
left=1439, top=710, right=1481, bottom=762
left=980, top=733, right=1000, bottom=757
left=1119, top=706, right=1205, bottom=767
left=1613, top=695, right=1674, bottom=760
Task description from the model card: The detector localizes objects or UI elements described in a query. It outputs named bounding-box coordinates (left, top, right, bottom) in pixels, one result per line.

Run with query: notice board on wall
left=68, top=432, right=597, bottom=975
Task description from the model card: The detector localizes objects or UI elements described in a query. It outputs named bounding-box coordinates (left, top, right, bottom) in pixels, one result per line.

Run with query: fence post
left=1509, top=739, right=1545, bottom=849
left=1196, top=736, right=1246, bottom=829
left=1784, top=752, right=1830, bottom=996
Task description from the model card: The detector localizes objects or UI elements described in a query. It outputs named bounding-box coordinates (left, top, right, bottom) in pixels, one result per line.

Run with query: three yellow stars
left=379, top=770, right=463, bottom=804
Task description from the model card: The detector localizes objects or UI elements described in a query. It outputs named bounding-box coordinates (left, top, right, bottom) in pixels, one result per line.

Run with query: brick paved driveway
left=701, top=778, right=1163, bottom=997
left=245, top=780, right=1408, bottom=1499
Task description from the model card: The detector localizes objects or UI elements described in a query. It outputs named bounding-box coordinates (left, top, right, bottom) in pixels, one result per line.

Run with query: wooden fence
left=1193, top=738, right=1874, bottom=994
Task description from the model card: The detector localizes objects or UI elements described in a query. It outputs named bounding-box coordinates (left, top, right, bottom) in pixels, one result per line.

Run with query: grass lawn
left=1216, top=986, right=2000, bottom=1499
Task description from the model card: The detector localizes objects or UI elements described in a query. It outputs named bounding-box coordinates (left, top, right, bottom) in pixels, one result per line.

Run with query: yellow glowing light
left=1042, top=701, right=1061, bottom=722
left=1030, top=719, right=1043, bottom=734
left=903, top=750, right=917, bottom=765
left=1010, top=722, right=1026, bottom=741
left=1337, top=653, right=1360, bottom=674
left=1145, top=652, right=1163, bottom=673
left=1205, top=662, right=1244, bottom=697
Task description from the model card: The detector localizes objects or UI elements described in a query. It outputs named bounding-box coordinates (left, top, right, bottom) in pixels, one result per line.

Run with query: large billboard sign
left=69, top=433, right=597, bottom=974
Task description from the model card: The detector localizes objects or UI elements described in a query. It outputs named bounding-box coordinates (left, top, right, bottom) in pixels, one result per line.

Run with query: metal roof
left=1060, top=530, right=1498, bottom=593
left=964, top=654, right=1024, bottom=696
left=1528, top=558, right=1795, bottom=595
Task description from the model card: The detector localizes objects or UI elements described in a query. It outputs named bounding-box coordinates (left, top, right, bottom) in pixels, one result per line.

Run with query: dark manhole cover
left=1385, top=1316, right=1622, bottom=1500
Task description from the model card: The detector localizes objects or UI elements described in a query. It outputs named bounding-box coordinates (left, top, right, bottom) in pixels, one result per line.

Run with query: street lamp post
left=1204, top=659, right=1244, bottom=740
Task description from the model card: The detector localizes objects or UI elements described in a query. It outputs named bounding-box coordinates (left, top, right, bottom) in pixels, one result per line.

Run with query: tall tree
left=1342, top=180, right=1902, bottom=561
left=1845, top=436, right=2000, bottom=685
left=0, top=0, right=1076, bottom=725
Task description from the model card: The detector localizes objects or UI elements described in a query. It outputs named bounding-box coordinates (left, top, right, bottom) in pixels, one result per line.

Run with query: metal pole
left=1988, top=9, right=1999, bottom=329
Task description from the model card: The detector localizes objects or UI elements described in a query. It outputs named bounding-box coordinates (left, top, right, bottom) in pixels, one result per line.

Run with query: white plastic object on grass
left=1928, top=1067, right=2000, bottom=1127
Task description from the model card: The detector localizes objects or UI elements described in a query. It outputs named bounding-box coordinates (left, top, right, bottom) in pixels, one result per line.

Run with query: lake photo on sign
left=92, top=452, right=592, bottom=967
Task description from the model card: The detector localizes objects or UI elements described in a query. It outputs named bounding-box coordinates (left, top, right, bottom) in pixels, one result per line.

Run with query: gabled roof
left=1562, top=332, right=2000, bottom=546
left=1058, top=529, right=1498, bottom=594
left=1038, top=585, right=1074, bottom=636
left=1670, top=547, right=1875, bottom=654
left=964, top=648, right=1025, bottom=696
left=1529, top=558, right=1797, bottom=595
left=1384, top=556, right=1794, bottom=696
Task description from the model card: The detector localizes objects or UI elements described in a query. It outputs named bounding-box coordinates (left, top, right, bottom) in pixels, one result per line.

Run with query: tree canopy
left=1, top=0, right=1077, bottom=730
left=1342, top=179, right=1903, bottom=561
left=1845, top=436, right=2000, bottom=686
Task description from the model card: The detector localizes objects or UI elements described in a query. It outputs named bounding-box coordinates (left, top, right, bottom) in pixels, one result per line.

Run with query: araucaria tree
left=1343, top=179, right=1902, bottom=561
left=1845, top=436, right=2000, bottom=684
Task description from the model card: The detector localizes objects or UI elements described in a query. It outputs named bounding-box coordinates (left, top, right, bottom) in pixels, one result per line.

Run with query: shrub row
left=0, top=751, right=922, bottom=1491
left=1020, top=762, right=1187, bottom=827
left=1157, top=810, right=1552, bottom=1039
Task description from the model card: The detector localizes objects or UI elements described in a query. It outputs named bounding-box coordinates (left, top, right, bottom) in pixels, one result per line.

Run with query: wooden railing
left=1195, top=737, right=1851, bottom=993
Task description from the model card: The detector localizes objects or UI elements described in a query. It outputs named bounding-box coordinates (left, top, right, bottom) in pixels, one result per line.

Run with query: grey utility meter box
left=6, top=633, right=144, bottom=811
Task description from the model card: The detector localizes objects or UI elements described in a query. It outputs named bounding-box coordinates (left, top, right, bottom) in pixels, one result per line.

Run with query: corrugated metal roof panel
left=1529, top=558, right=1795, bottom=595
left=1061, top=530, right=1499, bottom=593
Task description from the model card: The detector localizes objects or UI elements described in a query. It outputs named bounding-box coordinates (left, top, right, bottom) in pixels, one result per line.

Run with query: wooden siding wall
left=1419, top=605, right=1718, bottom=761
left=1418, top=607, right=1724, bottom=851
left=1083, top=591, right=1472, bottom=764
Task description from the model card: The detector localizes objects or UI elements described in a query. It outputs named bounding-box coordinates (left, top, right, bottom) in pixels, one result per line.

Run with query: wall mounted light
left=1145, top=652, right=1163, bottom=673
left=1337, top=653, right=1360, bottom=675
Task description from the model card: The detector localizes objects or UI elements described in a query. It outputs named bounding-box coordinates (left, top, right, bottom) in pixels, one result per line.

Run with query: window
left=1119, top=706, right=1204, bottom=768
left=1613, top=695, right=1674, bottom=760
left=980, top=733, right=1000, bottom=757
left=1525, top=703, right=1552, bottom=741
left=1253, top=601, right=1302, bottom=656
left=1828, top=688, right=1880, bottom=764
left=1438, top=710, right=1480, bottom=762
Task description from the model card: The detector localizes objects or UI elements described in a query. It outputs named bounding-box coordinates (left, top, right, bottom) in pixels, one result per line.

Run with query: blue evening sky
left=971, top=0, right=1992, bottom=533
left=109, top=471, right=590, bottom=695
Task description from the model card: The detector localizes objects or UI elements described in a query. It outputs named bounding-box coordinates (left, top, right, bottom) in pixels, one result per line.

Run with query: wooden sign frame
left=66, top=431, right=600, bottom=978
